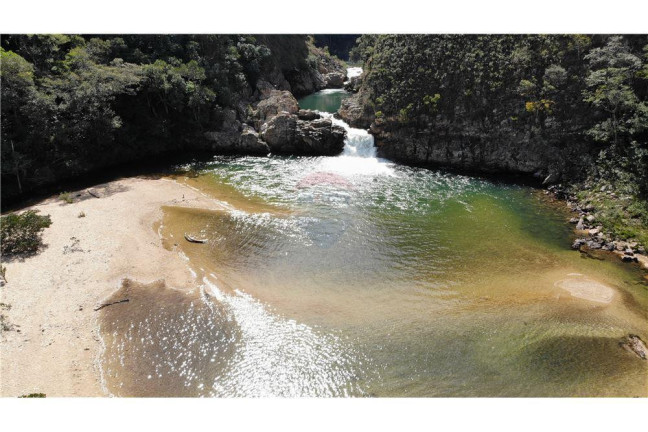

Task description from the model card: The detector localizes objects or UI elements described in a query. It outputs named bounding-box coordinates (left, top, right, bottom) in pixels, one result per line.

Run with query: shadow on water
left=518, top=335, right=648, bottom=397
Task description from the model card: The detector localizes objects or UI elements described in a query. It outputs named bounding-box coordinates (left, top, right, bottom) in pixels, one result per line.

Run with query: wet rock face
left=260, top=113, right=346, bottom=156
left=344, top=75, right=362, bottom=93
left=369, top=117, right=582, bottom=178
left=286, top=68, right=326, bottom=97
left=324, top=72, right=346, bottom=88
left=239, top=127, right=270, bottom=155
left=337, top=93, right=374, bottom=129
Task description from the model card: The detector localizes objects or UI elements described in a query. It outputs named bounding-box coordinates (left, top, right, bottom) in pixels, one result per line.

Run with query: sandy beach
left=0, top=176, right=223, bottom=397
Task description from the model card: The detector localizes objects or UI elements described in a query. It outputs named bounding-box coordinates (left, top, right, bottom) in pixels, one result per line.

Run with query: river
left=99, top=69, right=648, bottom=397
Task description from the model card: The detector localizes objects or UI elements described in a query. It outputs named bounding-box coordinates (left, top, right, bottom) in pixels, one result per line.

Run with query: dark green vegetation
left=1, top=35, right=341, bottom=202
left=314, top=35, right=360, bottom=61
left=0, top=210, right=52, bottom=255
left=18, top=393, right=46, bottom=398
left=349, top=35, right=648, bottom=247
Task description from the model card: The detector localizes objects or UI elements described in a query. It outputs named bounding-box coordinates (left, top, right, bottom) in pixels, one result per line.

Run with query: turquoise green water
left=99, top=86, right=648, bottom=397
left=298, top=89, right=351, bottom=113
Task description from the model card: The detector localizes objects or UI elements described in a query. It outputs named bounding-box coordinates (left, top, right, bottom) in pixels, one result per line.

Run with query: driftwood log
left=184, top=234, right=207, bottom=244
left=94, top=299, right=129, bottom=311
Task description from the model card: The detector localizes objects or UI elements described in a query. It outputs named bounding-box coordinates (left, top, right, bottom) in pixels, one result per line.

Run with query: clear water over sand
left=99, top=82, right=648, bottom=397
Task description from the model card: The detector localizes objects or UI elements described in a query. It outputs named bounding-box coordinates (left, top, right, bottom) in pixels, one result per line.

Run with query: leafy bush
left=19, top=393, right=46, bottom=398
left=1, top=210, right=52, bottom=255
left=59, top=192, right=74, bottom=204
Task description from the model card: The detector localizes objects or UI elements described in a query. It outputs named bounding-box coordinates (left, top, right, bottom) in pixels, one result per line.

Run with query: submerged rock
left=554, top=275, right=615, bottom=303
left=571, top=238, right=587, bottom=250
left=619, top=334, right=648, bottom=360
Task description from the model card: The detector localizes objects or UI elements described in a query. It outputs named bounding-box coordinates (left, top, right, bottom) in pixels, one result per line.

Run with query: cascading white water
left=346, top=66, right=363, bottom=80
left=319, top=111, right=376, bottom=158
left=313, top=67, right=394, bottom=176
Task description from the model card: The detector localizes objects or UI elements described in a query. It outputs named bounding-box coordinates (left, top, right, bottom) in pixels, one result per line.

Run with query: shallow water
left=99, top=77, right=648, bottom=397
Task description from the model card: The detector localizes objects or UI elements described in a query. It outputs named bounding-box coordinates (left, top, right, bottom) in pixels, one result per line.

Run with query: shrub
left=59, top=192, right=74, bottom=204
left=1, top=210, right=52, bottom=256
left=19, top=393, right=46, bottom=398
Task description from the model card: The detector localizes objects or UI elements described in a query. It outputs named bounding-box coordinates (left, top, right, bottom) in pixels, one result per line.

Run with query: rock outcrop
left=260, top=113, right=345, bottom=156
left=254, top=90, right=299, bottom=127
left=344, top=75, right=362, bottom=93
left=364, top=116, right=584, bottom=181
left=297, top=109, right=321, bottom=121
left=337, top=93, right=374, bottom=129
left=323, top=72, right=346, bottom=88
left=203, top=88, right=345, bottom=157
left=238, top=126, right=270, bottom=154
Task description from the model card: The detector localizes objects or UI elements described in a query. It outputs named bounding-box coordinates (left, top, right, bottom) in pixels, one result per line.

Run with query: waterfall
left=319, top=112, right=376, bottom=158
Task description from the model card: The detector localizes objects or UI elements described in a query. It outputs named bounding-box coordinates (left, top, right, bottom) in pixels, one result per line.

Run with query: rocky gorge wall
left=1, top=35, right=349, bottom=203
left=338, top=72, right=591, bottom=184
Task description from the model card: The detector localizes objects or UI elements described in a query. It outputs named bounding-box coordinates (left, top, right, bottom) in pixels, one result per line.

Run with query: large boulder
left=260, top=112, right=346, bottom=156
left=294, top=118, right=346, bottom=156
left=260, top=112, right=297, bottom=150
left=239, top=126, right=270, bottom=154
left=254, top=90, right=299, bottom=126
left=324, top=72, right=346, bottom=88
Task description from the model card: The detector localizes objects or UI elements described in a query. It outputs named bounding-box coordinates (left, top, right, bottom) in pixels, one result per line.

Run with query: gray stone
left=576, top=217, right=585, bottom=230
left=260, top=113, right=346, bottom=156
left=324, top=72, right=346, bottom=88
left=571, top=238, right=587, bottom=250
left=297, top=109, right=321, bottom=121
left=255, top=90, right=299, bottom=125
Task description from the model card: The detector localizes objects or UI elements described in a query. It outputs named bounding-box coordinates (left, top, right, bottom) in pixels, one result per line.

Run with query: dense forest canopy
left=314, top=35, right=360, bottom=61
left=0, top=34, right=335, bottom=201
left=350, top=35, right=648, bottom=193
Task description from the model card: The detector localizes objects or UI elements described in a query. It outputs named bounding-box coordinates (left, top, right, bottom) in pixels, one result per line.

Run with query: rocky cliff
left=339, top=35, right=647, bottom=185
left=1, top=35, right=348, bottom=202
left=204, top=90, right=346, bottom=156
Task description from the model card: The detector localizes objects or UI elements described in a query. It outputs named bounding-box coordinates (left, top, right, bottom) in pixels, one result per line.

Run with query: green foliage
left=575, top=178, right=648, bottom=246
left=582, top=36, right=648, bottom=192
left=19, top=393, right=46, bottom=398
left=59, top=192, right=74, bottom=204
left=0, top=210, right=52, bottom=255
left=1, top=35, right=319, bottom=200
left=353, top=35, right=648, bottom=191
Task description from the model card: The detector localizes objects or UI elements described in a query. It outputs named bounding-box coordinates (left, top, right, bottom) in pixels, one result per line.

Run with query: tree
left=583, top=36, right=648, bottom=183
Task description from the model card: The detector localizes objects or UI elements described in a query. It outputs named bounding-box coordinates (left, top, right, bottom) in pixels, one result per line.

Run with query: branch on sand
left=94, top=299, right=129, bottom=311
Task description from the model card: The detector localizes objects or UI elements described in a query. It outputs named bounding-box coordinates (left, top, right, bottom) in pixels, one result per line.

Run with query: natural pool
left=99, top=80, right=648, bottom=397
